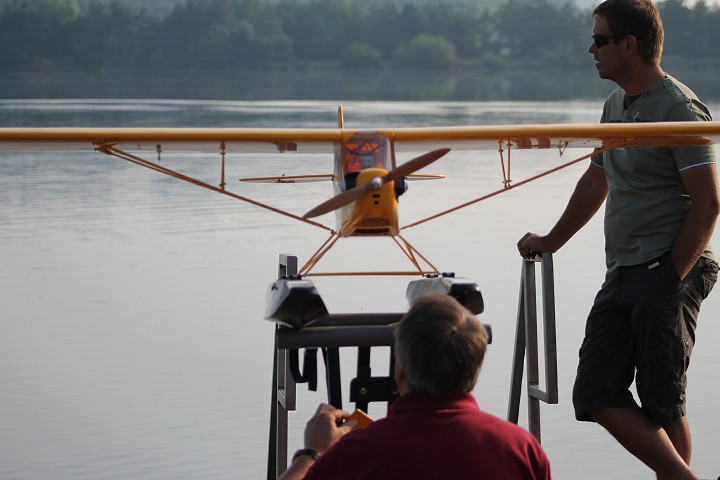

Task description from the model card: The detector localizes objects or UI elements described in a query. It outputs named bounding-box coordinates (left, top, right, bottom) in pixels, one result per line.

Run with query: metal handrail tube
left=276, top=325, right=395, bottom=350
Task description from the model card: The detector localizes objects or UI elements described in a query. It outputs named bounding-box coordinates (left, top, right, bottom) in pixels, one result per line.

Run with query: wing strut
left=401, top=142, right=620, bottom=231
left=297, top=233, right=439, bottom=277
left=299, top=233, right=342, bottom=275
left=220, top=141, right=226, bottom=190
left=95, top=144, right=333, bottom=233
left=393, top=234, right=439, bottom=273
left=499, top=140, right=512, bottom=187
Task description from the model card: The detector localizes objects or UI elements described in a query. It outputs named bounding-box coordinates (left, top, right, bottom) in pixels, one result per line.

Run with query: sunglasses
left=592, top=34, right=626, bottom=48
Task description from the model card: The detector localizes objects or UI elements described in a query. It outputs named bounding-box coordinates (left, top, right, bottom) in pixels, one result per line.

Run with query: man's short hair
left=394, top=293, right=488, bottom=396
left=594, top=0, right=664, bottom=64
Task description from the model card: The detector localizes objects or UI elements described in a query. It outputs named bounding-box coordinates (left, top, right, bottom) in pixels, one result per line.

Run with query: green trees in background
left=0, top=0, right=716, bottom=70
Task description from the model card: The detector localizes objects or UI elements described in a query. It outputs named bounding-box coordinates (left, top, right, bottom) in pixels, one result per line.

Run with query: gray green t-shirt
left=590, top=75, right=716, bottom=271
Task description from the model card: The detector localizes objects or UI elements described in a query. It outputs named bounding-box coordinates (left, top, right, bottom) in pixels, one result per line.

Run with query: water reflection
left=3, top=67, right=720, bottom=103
left=0, top=98, right=605, bottom=128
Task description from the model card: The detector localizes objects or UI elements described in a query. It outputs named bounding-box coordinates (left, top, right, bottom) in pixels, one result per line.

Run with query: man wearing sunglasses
left=517, top=0, right=719, bottom=479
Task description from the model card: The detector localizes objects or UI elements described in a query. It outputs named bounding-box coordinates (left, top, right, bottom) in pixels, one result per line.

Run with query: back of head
left=394, top=293, right=488, bottom=396
left=594, top=0, right=664, bottom=64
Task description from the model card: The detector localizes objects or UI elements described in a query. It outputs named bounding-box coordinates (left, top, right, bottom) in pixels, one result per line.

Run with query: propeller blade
left=303, top=182, right=372, bottom=218
left=385, top=148, right=450, bottom=181
left=303, top=147, right=450, bottom=219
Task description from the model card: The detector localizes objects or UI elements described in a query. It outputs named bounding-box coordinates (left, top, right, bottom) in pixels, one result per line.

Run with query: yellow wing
left=1, top=122, right=718, bottom=237
left=1, top=121, right=720, bottom=152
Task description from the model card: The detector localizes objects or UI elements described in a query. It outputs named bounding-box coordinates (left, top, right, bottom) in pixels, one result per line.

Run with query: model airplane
left=2, top=106, right=720, bottom=280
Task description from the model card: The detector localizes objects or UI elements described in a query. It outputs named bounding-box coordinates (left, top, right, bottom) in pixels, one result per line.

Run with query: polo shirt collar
left=388, top=391, right=479, bottom=415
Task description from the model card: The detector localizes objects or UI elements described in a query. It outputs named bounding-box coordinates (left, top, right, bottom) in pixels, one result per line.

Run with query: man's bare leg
left=590, top=407, right=696, bottom=480
left=663, top=416, right=692, bottom=465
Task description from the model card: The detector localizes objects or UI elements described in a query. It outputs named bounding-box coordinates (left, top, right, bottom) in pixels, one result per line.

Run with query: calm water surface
left=1, top=100, right=719, bottom=479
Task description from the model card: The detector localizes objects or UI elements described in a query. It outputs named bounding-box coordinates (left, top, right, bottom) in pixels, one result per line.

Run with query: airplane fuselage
left=333, top=132, right=399, bottom=237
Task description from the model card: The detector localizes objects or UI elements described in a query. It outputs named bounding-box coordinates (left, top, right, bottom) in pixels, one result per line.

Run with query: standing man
left=278, top=293, right=551, bottom=480
left=517, top=1, right=719, bottom=478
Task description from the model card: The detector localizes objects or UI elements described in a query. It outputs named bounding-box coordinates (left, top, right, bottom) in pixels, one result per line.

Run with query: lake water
left=1, top=99, right=719, bottom=479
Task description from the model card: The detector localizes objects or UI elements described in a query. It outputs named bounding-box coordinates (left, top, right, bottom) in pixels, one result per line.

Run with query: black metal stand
left=267, top=255, right=399, bottom=479
left=267, top=254, right=492, bottom=478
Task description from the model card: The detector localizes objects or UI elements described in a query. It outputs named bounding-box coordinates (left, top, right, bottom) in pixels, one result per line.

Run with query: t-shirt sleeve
left=668, top=99, right=716, bottom=171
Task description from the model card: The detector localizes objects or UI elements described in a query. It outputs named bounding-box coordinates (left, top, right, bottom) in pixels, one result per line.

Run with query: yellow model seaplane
left=238, top=107, right=452, bottom=276
left=2, top=108, right=720, bottom=326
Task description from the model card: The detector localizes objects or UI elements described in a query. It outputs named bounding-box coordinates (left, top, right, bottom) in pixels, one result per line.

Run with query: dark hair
left=594, top=0, right=664, bottom=64
left=394, top=293, right=488, bottom=396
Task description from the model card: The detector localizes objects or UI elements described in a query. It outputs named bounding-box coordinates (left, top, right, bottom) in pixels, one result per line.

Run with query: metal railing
left=507, top=253, right=559, bottom=442
left=267, top=254, right=298, bottom=479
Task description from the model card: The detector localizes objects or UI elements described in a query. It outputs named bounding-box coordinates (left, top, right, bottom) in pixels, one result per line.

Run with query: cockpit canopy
left=341, top=135, right=392, bottom=173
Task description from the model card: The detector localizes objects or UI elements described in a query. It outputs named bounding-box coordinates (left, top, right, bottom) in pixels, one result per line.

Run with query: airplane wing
left=390, top=121, right=720, bottom=151
left=1, top=122, right=720, bottom=153
left=2, top=121, right=719, bottom=237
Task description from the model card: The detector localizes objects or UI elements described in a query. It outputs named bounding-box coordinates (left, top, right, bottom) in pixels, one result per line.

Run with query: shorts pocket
left=637, top=343, right=686, bottom=412
left=699, top=260, right=719, bottom=299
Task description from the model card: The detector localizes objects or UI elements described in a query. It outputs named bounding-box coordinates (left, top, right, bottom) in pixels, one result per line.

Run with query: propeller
left=303, top=147, right=450, bottom=219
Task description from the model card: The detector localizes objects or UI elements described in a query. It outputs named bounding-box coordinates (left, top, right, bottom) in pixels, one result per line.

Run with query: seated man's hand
left=304, top=403, right=357, bottom=453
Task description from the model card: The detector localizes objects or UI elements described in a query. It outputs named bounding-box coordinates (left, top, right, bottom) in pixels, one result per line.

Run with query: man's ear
left=394, top=364, right=404, bottom=381
left=394, top=361, right=407, bottom=394
left=625, top=34, right=639, bottom=54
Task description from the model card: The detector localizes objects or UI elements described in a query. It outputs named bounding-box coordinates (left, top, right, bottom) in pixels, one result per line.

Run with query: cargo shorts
left=572, top=251, right=718, bottom=425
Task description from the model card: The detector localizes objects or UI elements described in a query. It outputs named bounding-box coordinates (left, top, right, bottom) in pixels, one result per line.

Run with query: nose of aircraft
left=303, top=148, right=450, bottom=219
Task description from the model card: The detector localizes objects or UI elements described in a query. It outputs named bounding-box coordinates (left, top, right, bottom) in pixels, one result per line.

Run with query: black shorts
left=572, top=251, right=718, bottom=425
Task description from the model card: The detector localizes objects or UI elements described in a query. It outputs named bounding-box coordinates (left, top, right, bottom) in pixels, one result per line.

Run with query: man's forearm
left=546, top=164, right=608, bottom=251
left=672, top=203, right=719, bottom=279
left=674, top=164, right=720, bottom=279
left=277, top=456, right=315, bottom=480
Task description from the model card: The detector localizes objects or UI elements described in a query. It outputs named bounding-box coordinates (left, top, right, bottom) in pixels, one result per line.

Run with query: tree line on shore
left=0, top=0, right=716, bottom=71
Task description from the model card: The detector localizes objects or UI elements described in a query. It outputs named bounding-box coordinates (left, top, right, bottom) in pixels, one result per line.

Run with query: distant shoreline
left=1, top=63, right=718, bottom=102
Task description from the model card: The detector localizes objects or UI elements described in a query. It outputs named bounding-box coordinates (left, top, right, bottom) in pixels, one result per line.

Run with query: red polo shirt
left=304, top=392, right=551, bottom=479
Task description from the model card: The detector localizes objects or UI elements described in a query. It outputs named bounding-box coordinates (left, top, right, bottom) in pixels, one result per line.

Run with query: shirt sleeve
left=668, top=99, right=716, bottom=171
left=301, top=445, right=341, bottom=479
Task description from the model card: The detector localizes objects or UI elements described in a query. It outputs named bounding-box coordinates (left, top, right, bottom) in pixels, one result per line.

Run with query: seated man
left=279, top=293, right=552, bottom=480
